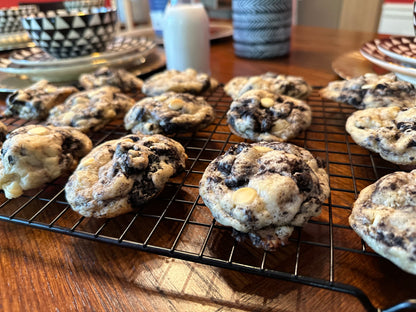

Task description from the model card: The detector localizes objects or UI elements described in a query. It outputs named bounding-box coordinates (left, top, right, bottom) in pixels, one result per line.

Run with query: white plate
left=0, top=48, right=165, bottom=92
left=360, top=40, right=416, bottom=84
left=9, top=36, right=155, bottom=67
left=376, top=36, right=416, bottom=67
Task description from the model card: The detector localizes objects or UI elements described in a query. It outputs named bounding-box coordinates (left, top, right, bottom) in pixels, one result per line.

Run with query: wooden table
left=0, top=25, right=415, bottom=312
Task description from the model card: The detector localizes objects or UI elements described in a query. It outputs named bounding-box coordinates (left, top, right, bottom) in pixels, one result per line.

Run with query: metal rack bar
left=0, top=87, right=414, bottom=312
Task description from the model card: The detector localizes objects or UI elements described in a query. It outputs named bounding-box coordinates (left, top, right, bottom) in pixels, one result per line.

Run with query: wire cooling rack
left=0, top=87, right=415, bottom=312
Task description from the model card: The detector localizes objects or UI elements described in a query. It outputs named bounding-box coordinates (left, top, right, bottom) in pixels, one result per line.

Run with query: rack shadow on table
left=0, top=87, right=415, bottom=312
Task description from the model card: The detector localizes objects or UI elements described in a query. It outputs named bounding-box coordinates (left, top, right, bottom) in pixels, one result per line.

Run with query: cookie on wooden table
left=0, top=125, right=92, bottom=199
left=124, top=92, right=215, bottom=135
left=346, top=106, right=416, bottom=165
left=226, top=89, right=312, bottom=142
left=349, top=170, right=416, bottom=275
left=5, top=79, right=78, bottom=120
left=321, top=73, right=416, bottom=109
left=141, top=68, right=218, bottom=96
left=199, top=141, right=330, bottom=251
left=47, top=86, right=135, bottom=133
left=65, top=134, right=187, bottom=218
left=224, top=72, right=312, bottom=100
left=79, top=66, right=143, bottom=92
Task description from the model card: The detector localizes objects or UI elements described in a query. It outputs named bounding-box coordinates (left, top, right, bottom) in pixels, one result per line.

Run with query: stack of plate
left=0, top=35, right=166, bottom=92
left=360, top=36, right=416, bottom=84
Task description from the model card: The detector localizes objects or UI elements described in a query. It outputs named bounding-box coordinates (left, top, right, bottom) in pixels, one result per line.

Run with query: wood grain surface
left=0, top=25, right=415, bottom=312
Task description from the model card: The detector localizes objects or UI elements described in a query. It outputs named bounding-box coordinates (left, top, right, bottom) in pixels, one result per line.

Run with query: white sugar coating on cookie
left=224, top=72, right=312, bottom=100
left=320, top=73, right=416, bottom=109
left=47, top=86, right=135, bottom=133
left=65, top=134, right=187, bottom=218
left=79, top=66, right=143, bottom=92
left=349, top=170, right=416, bottom=275
left=199, top=141, right=330, bottom=251
left=5, top=79, right=78, bottom=120
left=226, top=89, right=312, bottom=142
left=124, top=92, right=215, bottom=135
left=0, top=125, right=92, bottom=199
left=141, top=68, right=218, bottom=96
left=346, top=106, right=416, bottom=165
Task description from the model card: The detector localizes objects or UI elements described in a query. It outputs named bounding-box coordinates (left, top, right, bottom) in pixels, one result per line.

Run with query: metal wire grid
left=0, top=87, right=415, bottom=312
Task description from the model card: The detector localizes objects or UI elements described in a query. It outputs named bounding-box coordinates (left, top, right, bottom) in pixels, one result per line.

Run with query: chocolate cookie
left=0, top=125, right=92, bottom=199
left=350, top=170, right=416, bottom=275
left=124, top=92, right=215, bottom=135
left=5, top=79, right=78, bottom=120
left=199, top=141, right=330, bottom=250
left=227, top=89, right=312, bottom=142
left=141, top=68, right=218, bottom=96
left=321, top=73, right=416, bottom=109
left=47, top=86, right=135, bottom=133
left=346, top=106, right=416, bottom=165
left=79, top=66, right=143, bottom=92
left=65, top=134, right=187, bottom=218
left=224, top=72, right=312, bottom=100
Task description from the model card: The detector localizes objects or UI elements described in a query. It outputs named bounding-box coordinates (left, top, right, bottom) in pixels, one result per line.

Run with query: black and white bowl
left=0, top=5, right=39, bottom=34
left=21, top=7, right=117, bottom=59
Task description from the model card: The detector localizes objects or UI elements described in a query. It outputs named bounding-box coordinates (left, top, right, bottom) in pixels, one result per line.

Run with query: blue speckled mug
left=232, top=0, right=292, bottom=59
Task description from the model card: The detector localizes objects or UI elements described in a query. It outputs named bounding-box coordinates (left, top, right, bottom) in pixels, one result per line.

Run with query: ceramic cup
left=232, top=0, right=292, bottom=59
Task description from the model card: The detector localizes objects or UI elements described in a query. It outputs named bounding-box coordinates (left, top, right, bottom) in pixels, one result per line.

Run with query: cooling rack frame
left=0, top=86, right=415, bottom=312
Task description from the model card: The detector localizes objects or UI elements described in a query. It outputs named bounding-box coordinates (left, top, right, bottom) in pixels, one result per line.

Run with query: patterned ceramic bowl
left=21, top=7, right=117, bottom=59
left=0, top=5, right=39, bottom=34
left=64, top=0, right=106, bottom=11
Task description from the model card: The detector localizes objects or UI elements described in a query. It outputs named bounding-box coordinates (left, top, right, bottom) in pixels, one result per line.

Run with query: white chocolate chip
left=27, top=126, right=48, bottom=135
left=232, top=187, right=258, bottom=205
left=82, top=157, right=95, bottom=166
left=260, top=97, right=274, bottom=108
left=168, top=98, right=185, bottom=110
left=253, top=146, right=273, bottom=153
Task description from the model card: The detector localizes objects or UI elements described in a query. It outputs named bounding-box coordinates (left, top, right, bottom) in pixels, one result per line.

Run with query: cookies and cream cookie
left=47, top=86, right=135, bottom=133
left=321, top=73, right=416, bottom=109
left=349, top=170, right=416, bottom=275
left=346, top=106, right=416, bottom=165
left=226, top=89, right=312, bottom=142
left=199, top=141, right=330, bottom=250
left=65, top=134, right=187, bottom=218
left=141, top=68, right=218, bottom=96
left=124, top=92, right=215, bottom=135
left=224, top=72, right=312, bottom=100
left=79, top=66, right=143, bottom=92
left=0, top=125, right=92, bottom=199
left=5, top=79, right=78, bottom=120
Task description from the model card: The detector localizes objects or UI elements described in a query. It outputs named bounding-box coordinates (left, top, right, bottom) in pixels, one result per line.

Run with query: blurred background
left=0, top=0, right=413, bottom=36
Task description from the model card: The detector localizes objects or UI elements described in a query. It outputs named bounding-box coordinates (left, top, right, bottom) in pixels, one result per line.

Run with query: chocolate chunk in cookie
left=79, top=66, right=143, bottom=92
left=47, top=86, right=135, bottom=133
left=321, top=73, right=416, bottom=109
left=346, top=106, right=416, bottom=165
left=224, top=72, right=311, bottom=100
left=5, top=80, right=78, bottom=120
left=141, top=68, right=218, bottom=96
left=124, top=92, right=215, bottom=135
left=199, top=141, right=330, bottom=250
left=65, top=134, right=187, bottom=218
left=0, top=125, right=92, bottom=198
left=226, top=89, right=312, bottom=142
left=350, top=170, right=416, bottom=275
